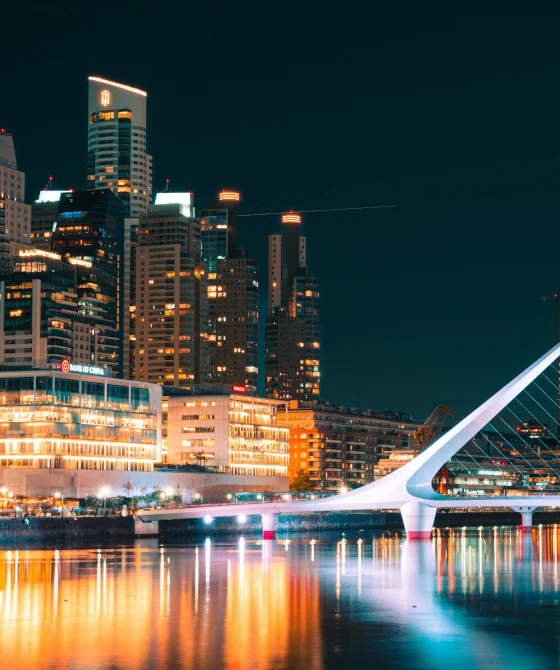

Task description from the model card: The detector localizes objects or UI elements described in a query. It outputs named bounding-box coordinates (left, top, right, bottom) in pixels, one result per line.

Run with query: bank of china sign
left=60, top=359, right=105, bottom=377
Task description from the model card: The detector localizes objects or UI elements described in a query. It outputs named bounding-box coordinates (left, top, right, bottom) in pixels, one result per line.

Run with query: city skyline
left=3, top=7, right=560, bottom=421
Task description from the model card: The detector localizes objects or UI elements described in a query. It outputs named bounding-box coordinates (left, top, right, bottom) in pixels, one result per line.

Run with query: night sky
left=4, top=5, right=560, bottom=420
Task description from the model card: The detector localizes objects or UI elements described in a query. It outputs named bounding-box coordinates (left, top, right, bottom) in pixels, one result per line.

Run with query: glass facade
left=0, top=371, right=160, bottom=471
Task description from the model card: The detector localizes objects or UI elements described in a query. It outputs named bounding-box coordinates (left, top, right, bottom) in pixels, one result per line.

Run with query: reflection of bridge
left=139, top=344, right=560, bottom=539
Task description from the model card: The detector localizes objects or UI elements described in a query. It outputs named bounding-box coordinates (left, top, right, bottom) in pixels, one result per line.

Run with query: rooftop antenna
left=164, top=178, right=170, bottom=192
left=43, top=175, right=54, bottom=191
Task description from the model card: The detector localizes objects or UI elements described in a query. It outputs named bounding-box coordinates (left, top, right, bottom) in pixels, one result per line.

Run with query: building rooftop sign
left=60, top=359, right=107, bottom=377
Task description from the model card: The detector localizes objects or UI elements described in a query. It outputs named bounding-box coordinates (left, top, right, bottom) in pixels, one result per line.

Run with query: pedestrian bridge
left=138, top=343, right=560, bottom=539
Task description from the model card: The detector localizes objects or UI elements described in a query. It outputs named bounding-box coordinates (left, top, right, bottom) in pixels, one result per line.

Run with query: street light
left=98, top=486, right=110, bottom=512
left=340, top=486, right=348, bottom=494
left=237, top=515, right=246, bottom=524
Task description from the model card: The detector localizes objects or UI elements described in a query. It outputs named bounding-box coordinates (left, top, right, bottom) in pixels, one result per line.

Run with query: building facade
left=133, top=200, right=208, bottom=386
left=51, top=189, right=126, bottom=375
left=0, top=130, right=31, bottom=244
left=265, top=214, right=320, bottom=400
left=87, top=76, right=152, bottom=218
left=0, top=368, right=161, bottom=472
left=167, top=392, right=289, bottom=477
left=200, top=191, right=259, bottom=388
left=30, top=190, right=70, bottom=251
left=283, top=400, right=417, bottom=491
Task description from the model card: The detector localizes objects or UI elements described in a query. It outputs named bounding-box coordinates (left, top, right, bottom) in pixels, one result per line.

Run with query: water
left=2, top=527, right=560, bottom=669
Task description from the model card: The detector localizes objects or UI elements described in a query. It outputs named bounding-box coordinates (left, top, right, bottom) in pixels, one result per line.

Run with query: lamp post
left=99, top=487, right=110, bottom=514
left=54, top=491, right=64, bottom=517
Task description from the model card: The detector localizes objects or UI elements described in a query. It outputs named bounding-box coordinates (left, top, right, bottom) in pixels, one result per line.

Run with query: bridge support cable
left=495, top=410, right=560, bottom=486
left=466, top=427, right=534, bottom=482
left=504, top=400, right=560, bottom=472
left=488, top=416, right=559, bottom=492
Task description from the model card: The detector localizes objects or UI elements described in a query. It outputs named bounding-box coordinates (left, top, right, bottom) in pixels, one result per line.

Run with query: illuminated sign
left=101, top=90, right=111, bottom=107
left=218, top=191, right=240, bottom=202
left=231, top=384, right=247, bottom=394
left=60, top=359, right=105, bottom=377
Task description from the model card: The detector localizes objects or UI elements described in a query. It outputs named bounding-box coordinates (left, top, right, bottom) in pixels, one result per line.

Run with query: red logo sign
left=61, top=359, right=71, bottom=373
left=232, top=384, right=247, bottom=394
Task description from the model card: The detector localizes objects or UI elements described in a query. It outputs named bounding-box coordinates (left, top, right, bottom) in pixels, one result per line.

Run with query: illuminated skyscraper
left=87, top=76, right=152, bottom=217
left=265, top=213, right=320, bottom=400
left=51, top=189, right=126, bottom=375
left=133, top=195, right=208, bottom=386
left=200, top=190, right=259, bottom=388
left=0, top=130, right=31, bottom=244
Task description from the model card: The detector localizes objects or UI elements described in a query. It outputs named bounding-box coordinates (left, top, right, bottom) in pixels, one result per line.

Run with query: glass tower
left=87, top=77, right=152, bottom=218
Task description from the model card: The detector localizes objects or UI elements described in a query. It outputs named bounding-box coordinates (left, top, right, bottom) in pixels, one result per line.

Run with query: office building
left=200, top=191, right=259, bottom=388
left=87, top=76, right=152, bottom=217
left=167, top=391, right=289, bottom=476
left=283, top=400, right=417, bottom=491
left=51, top=189, right=126, bottom=375
left=0, top=366, right=161, bottom=472
left=30, top=189, right=70, bottom=251
left=265, top=213, right=320, bottom=400
left=0, top=130, right=31, bottom=244
left=133, top=197, right=208, bottom=386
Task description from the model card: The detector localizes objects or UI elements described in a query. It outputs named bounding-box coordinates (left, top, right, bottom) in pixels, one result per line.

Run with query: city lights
left=237, top=515, right=247, bottom=524
left=204, top=516, right=213, bottom=524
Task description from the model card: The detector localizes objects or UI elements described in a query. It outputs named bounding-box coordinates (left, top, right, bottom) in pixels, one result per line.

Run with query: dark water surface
left=2, top=527, right=560, bottom=669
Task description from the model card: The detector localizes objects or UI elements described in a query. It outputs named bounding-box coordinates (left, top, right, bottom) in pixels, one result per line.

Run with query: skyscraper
left=51, top=189, right=126, bottom=375
left=200, top=190, right=259, bottom=388
left=133, top=196, right=208, bottom=386
left=30, top=189, right=71, bottom=251
left=87, top=76, right=152, bottom=217
left=0, top=130, right=31, bottom=245
left=265, top=213, right=320, bottom=400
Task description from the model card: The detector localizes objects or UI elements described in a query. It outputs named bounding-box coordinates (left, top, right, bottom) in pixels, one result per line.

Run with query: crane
left=413, top=405, right=456, bottom=456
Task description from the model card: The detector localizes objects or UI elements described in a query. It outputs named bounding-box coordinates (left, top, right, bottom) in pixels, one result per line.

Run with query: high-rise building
left=51, top=189, right=126, bottom=375
left=30, top=189, right=71, bottom=251
left=200, top=190, right=259, bottom=388
left=0, top=130, right=31, bottom=244
left=87, top=76, right=152, bottom=217
left=265, top=213, right=320, bottom=400
left=133, top=197, right=208, bottom=386
left=0, top=251, right=81, bottom=365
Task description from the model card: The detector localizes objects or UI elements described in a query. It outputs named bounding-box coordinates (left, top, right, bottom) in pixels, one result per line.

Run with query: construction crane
left=413, top=405, right=456, bottom=456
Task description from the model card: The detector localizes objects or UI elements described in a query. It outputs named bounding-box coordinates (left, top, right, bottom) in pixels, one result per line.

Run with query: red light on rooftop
left=49, top=176, right=53, bottom=181
left=0, top=129, right=4, bottom=133
left=282, top=213, right=301, bottom=224
left=219, top=190, right=240, bottom=202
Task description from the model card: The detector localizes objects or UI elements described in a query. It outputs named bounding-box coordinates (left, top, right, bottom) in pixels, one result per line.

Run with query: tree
left=290, top=470, right=312, bottom=492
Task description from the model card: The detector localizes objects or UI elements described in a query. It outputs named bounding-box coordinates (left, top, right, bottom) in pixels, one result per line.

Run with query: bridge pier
left=262, top=513, right=278, bottom=540
left=400, top=501, right=437, bottom=540
left=511, top=506, right=539, bottom=533
left=134, top=518, right=159, bottom=536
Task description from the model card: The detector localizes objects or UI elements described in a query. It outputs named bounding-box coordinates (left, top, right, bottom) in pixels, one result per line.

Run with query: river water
left=2, top=527, right=560, bottom=669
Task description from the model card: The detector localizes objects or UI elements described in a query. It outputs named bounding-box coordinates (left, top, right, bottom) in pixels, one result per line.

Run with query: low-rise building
left=167, top=392, right=289, bottom=477
left=283, top=400, right=418, bottom=491
left=0, top=366, right=162, bottom=472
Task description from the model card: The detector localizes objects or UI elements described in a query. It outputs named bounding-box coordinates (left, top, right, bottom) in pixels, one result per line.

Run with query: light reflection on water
left=2, top=527, right=560, bottom=669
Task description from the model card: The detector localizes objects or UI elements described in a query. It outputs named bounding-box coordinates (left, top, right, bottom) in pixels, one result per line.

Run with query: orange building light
left=281, top=213, right=301, bottom=224
left=218, top=190, right=241, bottom=202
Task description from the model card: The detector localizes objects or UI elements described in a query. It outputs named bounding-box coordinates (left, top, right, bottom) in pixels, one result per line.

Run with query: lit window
left=118, top=110, right=132, bottom=119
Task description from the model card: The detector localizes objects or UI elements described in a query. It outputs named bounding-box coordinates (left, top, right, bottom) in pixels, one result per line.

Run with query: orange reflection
left=0, top=541, right=322, bottom=670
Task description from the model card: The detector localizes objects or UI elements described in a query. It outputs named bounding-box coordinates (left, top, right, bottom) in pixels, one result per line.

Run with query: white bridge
left=138, top=343, right=560, bottom=539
